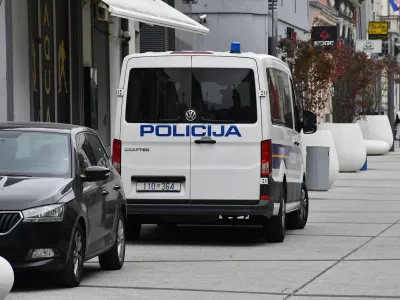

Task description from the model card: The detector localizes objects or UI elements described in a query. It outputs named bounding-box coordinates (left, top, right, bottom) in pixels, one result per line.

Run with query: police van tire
left=126, top=216, right=141, bottom=241
left=262, top=186, right=286, bottom=243
left=287, top=182, right=309, bottom=230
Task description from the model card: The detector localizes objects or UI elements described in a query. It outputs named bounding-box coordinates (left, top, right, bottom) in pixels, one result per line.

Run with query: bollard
left=0, top=256, right=14, bottom=300
left=360, top=157, right=367, bottom=171
left=306, top=146, right=330, bottom=191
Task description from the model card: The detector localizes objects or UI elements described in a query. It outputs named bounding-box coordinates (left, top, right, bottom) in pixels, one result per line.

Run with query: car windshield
left=0, top=130, right=71, bottom=178
left=125, top=68, right=257, bottom=124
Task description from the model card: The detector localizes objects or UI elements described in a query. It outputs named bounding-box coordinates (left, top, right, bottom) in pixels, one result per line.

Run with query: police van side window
left=290, top=78, right=302, bottom=132
left=125, top=68, right=191, bottom=123
left=266, top=68, right=294, bottom=129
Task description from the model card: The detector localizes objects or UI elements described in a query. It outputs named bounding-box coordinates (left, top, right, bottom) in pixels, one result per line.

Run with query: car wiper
left=142, top=117, right=182, bottom=123
left=200, top=118, right=248, bottom=124
left=0, top=173, right=33, bottom=177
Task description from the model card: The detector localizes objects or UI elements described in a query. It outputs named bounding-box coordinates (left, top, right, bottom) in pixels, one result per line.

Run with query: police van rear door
left=120, top=55, right=192, bottom=200
left=189, top=56, right=262, bottom=201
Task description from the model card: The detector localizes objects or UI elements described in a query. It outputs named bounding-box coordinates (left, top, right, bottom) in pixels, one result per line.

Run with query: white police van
left=113, top=42, right=317, bottom=243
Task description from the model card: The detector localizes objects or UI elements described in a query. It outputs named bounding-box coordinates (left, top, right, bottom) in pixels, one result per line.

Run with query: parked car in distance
left=0, top=122, right=127, bottom=287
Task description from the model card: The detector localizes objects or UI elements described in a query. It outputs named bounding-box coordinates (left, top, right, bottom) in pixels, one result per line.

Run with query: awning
left=102, top=0, right=209, bottom=35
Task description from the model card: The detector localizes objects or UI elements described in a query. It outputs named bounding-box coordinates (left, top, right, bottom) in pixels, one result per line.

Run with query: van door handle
left=113, top=185, right=121, bottom=191
left=294, top=141, right=300, bottom=146
left=102, top=189, right=110, bottom=195
left=195, top=139, right=216, bottom=144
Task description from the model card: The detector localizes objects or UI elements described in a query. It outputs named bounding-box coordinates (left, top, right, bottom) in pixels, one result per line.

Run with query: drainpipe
left=5, top=0, right=13, bottom=121
left=120, top=18, right=129, bottom=66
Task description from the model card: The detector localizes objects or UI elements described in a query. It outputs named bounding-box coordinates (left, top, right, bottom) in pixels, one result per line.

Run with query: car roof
left=0, top=122, right=96, bottom=134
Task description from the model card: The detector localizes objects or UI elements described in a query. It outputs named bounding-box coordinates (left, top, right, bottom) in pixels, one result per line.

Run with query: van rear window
left=125, top=68, right=257, bottom=124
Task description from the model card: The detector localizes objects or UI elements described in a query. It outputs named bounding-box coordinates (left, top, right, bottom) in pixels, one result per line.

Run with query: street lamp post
left=268, top=0, right=278, bottom=57
left=388, top=34, right=395, bottom=151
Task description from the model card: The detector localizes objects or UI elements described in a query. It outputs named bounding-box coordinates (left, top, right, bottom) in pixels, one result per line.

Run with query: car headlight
left=22, top=204, right=65, bottom=223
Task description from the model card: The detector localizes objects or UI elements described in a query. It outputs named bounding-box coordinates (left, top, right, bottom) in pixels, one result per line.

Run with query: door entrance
left=92, top=16, right=111, bottom=152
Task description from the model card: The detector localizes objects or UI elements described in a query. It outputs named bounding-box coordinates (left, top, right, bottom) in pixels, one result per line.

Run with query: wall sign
left=311, top=26, right=338, bottom=46
left=56, top=0, right=71, bottom=123
left=28, top=0, right=41, bottom=121
left=355, top=40, right=383, bottom=54
left=41, top=0, right=55, bottom=122
left=368, top=21, right=389, bottom=41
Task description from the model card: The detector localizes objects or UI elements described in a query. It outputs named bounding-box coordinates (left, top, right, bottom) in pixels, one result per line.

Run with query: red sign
left=337, top=39, right=344, bottom=49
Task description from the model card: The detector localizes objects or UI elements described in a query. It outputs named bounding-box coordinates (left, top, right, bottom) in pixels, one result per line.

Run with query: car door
left=120, top=55, right=192, bottom=201
left=267, top=68, right=301, bottom=204
left=85, top=132, right=117, bottom=245
left=76, top=133, right=105, bottom=254
left=189, top=56, right=262, bottom=201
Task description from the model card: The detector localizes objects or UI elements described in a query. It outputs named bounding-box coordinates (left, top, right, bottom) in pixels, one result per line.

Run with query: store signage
left=311, top=26, right=338, bottom=46
left=368, top=21, right=389, bottom=41
left=355, top=40, right=383, bottom=54
left=368, top=22, right=389, bottom=35
left=41, top=0, right=55, bottom=122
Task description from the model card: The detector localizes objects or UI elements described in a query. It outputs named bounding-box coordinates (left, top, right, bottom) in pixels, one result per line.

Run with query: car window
left=125, top=68, right=191, bottom=123
left=0, top=130, right=71, bottom=178
left=191, top=68, right=257, bottom=123
left=75, top=133, right=97, bottom=173
left=266, top=68, right=294, bottom=129
left=85, top=133, right=109, bottom=168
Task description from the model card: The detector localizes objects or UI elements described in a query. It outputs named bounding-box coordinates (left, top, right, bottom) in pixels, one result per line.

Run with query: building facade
left=175, top=0, right=310, bottom=53
left=370, top=0, right=400, bottom=115
left=0, top=0, right=207, bottom=151
left=308, top=0, right=372, bottom=123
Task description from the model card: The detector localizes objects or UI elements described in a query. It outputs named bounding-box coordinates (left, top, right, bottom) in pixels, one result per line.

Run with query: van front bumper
left=127, top=199, right=280, bottom=218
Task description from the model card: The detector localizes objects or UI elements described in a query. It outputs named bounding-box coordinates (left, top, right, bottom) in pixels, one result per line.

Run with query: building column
left=0, top=1, right=8, bottom=121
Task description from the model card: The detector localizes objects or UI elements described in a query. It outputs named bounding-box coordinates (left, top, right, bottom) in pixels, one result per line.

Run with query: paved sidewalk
left=7, top=147, right=400, bottom=300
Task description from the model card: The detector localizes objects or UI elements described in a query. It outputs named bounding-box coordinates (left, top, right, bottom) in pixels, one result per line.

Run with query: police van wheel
left=287, top=182, right=309, bottom=230
left=126, top=216, right=141, bottom=241
left=262, top=186, right=286, bottom=243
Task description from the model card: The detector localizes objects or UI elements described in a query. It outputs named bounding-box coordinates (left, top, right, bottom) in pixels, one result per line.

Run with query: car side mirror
left=82, top=166, right=110, bottom=182
left=302, top=111, right=317, bottom=134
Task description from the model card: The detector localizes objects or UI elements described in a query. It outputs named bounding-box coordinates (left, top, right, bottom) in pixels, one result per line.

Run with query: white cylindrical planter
left=318, top=123, right=367, bottom=172
left=364, top=139, right=390, bottom=155
left=357, top=115, right=393, bottom=151
left=0, top=257, right=14, bottom=300
left=301, top=129, right=339, bottom=186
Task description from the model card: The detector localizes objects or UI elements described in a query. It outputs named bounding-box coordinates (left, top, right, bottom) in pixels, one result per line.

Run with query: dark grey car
left=0, top=122, right=127, bottom=287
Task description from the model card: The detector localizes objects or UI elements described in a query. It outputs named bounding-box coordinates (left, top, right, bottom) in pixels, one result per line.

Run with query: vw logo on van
left=185, top=109, right=197, bottom=122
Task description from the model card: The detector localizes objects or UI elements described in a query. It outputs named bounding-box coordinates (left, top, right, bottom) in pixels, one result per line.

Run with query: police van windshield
left=125, top=68, right=257, bottom=124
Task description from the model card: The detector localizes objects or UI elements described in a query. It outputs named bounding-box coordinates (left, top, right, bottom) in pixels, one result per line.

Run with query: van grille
left=0, top=212, right=22, bottom=235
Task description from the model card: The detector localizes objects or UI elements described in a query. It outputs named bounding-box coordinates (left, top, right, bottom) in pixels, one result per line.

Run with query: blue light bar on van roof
left=230, top=42, right=241, bottom=53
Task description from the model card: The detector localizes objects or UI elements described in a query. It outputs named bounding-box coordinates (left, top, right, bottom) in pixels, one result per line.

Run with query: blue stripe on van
left=272, top=143, right=302, bottom=171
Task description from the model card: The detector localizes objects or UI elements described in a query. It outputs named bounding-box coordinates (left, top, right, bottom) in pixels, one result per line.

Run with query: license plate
left=136, top=182, right=181, bottom=192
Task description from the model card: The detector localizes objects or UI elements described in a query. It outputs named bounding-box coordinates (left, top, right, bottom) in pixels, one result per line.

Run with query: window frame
left=85, top=132, right=110, bottom=168
left=75, top=132, right=97, bottom=175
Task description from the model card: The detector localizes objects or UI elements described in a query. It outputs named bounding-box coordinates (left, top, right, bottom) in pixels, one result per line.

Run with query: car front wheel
left=58, top=223, right=85, bottom=288
left=99, top=212, right=126, bottom=270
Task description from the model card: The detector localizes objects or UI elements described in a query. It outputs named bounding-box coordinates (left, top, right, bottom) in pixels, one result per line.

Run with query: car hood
left=0, top=176, right=73, bottom=211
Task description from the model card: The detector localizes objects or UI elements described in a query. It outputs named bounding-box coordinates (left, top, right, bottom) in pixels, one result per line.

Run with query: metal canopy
left=102, top=0, right=209, bottom=35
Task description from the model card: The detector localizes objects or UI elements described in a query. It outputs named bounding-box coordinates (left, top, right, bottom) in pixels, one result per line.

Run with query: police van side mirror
left=302, top=111, right=317, bottom=134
